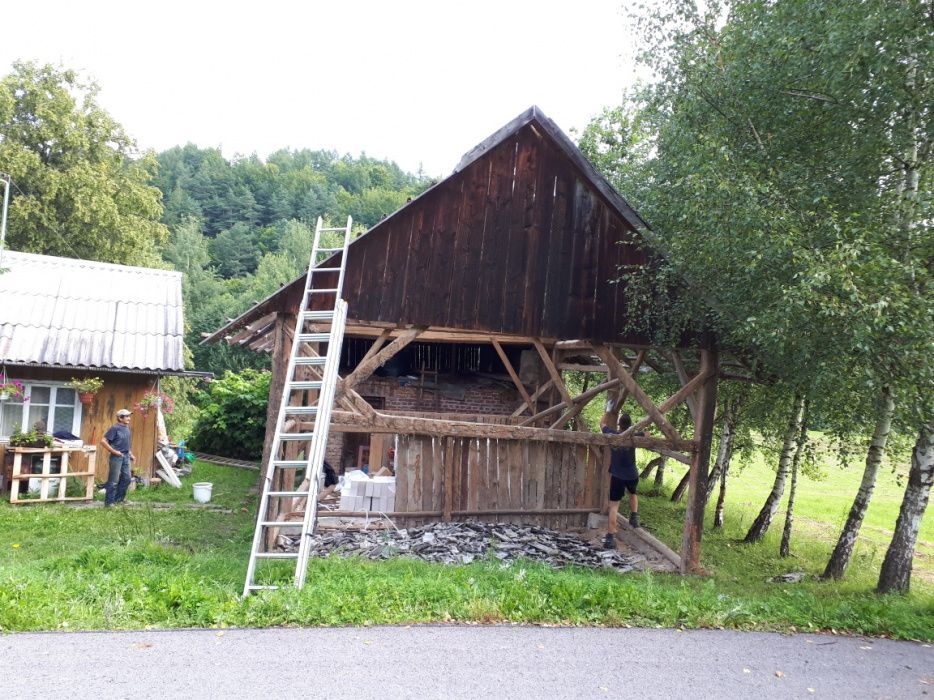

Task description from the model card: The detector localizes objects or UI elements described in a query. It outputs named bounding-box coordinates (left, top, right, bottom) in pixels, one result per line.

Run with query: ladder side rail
left=294, top=299, right=348, bottom=586
left=333, top=216, right=353, bottom=301
left=242, top=216, right=327, bottom=596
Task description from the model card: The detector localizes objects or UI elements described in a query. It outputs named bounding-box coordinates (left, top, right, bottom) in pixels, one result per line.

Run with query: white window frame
left=0, top=380, right=84, bottom=441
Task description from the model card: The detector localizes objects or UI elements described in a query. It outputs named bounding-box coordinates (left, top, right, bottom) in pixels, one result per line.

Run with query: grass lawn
left=1, top=456, right=932, bottom=639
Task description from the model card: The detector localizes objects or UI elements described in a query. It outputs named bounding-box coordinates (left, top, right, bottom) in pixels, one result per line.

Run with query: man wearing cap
left=101, top=409, right=136, bottom=506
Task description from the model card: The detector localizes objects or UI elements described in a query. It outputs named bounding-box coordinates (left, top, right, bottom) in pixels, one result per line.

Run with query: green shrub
left=188, top=369, right=270, bottom=459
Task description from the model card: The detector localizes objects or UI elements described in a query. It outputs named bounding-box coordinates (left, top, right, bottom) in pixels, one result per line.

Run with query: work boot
left=628, top=512, right=640, bottom=529
left=603, top=533, right=616, bottom=550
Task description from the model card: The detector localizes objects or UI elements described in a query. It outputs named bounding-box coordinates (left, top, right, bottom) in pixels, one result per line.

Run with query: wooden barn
left=207, top=107, right=731, bottom=572
left=0, top=251, right=188, bottom=491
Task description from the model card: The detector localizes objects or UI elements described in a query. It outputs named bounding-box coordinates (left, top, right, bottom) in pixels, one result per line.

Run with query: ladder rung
left=300, top=311, right=334, bottom=321
left=287, top=380, right=323, bottom=390
left=259, top=521, right=304, bottom=527
left=310, top=267, right=341, bottom=273
left=318, top=228, right=346, bottom=232
left=254, top=552, right=299, bottom=559
left=272, top=460, right=308, bottom=468
left=283, top=405, right=319, bottom=414
left=267, top=490, right=310, bottom=497
left=296, top=333, right=330, bottom=343
left=308, top=288, right=338, bottom=294
left=247, top=585, right=280, bottom=591
left=278, top=433, right=315, bottom=441
left=294, top=356, right=327, bottom=366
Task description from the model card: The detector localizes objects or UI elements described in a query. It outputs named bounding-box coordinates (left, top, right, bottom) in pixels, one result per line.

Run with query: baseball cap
left=116, top=409, right=133, bottom=417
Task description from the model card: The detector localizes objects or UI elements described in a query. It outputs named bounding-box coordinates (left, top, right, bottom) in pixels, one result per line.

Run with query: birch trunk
left=744, top=394, right=806, bottom=543
left=705, top=400, right=736, bottom=507
left=780, top=404, right=809, bottom=557
left=822, top=388, right=895, bottom=579
left=713, top=459, right=728, bottom=529
left=877, top=417, right=934, bottom=594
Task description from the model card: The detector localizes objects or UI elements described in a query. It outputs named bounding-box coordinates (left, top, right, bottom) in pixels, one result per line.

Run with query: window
left=0, top=382, right=83, bottom=439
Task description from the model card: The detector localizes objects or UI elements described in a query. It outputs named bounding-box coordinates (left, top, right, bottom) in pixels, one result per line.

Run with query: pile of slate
left=280, top=521, right=641, bottom=572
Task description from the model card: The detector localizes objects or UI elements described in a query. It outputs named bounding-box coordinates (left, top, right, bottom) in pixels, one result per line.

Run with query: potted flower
left=8, top=428, right=53, bottom=449
left=65, top=376, right=105, bottom=405
left=135, top=390, right=175, bottom=416
left=0, top=376, right=26, bottom=402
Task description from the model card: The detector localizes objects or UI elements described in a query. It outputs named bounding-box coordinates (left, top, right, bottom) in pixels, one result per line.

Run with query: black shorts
left=609, top=476, right=638, bottom=501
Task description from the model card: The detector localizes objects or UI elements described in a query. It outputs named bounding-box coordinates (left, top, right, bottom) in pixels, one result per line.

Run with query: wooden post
left=680, top=347, right=719, bottom=574
left=258, top=312, right=294, bottom=491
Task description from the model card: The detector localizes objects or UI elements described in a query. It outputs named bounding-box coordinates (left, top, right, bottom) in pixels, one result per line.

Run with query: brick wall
left=356, top=376, right=520, bottom=415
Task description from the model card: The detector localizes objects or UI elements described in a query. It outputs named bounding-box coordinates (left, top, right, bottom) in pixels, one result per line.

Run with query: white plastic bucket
left=192, top=482, right=213, bottom=503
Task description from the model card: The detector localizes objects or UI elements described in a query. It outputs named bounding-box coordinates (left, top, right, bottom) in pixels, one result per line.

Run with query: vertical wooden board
left=534, top=442, right=547, bottom=511
left=452, top=162, right=491, bottom=329
left=424, top=186, right=457, bottom=326
left=459, top=437, right=470, bottom=513
left=418, top=437, right=431, bottom=513
left=472, top=137, right=518, bottom=331
left=432, top=436, right=444, bottom=513
left=506, top=440, right=521, bottom=523
left=476, top=438, right=490, bottom=516
left=508, top=128, right=551, bottom=335
left=408, top=438, right=420, bottom=515
left=521, top=144, right=553, bottom=338
left=378, top=214, right=417, bottom=323
left=441, top=437, right=458, bottom=522
left=492, top=439, right=505, bottom=516
left=539, top=159, right=573, bottom=338
left=395, top=436, right=409, bottom=512
left=564, top=183, right=597, bottom=339
left=403, top=200, right=439, bottom=323
left=467, top=438, right=480, bottom=512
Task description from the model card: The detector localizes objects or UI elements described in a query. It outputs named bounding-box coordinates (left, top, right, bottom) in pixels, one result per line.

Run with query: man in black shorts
left=601, top=411, right=641, bottom=549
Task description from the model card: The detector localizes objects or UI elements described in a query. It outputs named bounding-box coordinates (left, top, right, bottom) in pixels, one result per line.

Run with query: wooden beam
left=618, top=365, right=712, bottom=441
left=491, top=337, right=535, bottom=416
left=612, top=350, right=645, bottom=413
left=520, top=377, right=620, bottom=429
left=593, top=345, right=681, bottom=442
left=328, top=410, right=696, bottom=452
left=533, top=339, right=584, bottom=430
left=557, top=363, right=608, bottom=373
left=341, top=327, right=425, bottom=394
left=259, top=313, right=293, bottom=486
left=681, top=348, right=719, bottom=574
left=510, top=379, right=554, bottom=418
left=671, top=351, right=698, bottom=420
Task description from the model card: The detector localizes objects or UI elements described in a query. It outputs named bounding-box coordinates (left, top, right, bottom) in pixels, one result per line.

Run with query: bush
left=188, top=369, right=270, bottom=459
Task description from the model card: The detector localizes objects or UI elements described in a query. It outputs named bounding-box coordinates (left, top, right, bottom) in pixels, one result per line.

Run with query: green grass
left=0, top=458, right=932, bottom=639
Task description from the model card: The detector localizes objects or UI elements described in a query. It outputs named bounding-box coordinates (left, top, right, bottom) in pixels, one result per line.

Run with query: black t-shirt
left=602, top=426, right=639, bottom=480
left=104, top=424, right=132, bottom=454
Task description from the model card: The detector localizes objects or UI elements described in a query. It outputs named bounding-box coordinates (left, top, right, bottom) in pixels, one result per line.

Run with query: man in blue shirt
left=601, top=410, right=641, bottom=549
left=101, top=409, right=136, bottom=506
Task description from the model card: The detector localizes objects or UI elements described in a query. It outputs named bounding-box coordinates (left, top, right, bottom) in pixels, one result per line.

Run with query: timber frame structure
left=205, top=107, right=743, bottom=573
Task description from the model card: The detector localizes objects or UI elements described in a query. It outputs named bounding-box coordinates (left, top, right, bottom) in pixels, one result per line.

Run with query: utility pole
left=0, top=172, right=10, bottom=271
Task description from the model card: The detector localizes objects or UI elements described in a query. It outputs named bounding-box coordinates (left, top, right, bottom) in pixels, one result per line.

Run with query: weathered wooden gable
left=299, top=108, right=647, bottom=343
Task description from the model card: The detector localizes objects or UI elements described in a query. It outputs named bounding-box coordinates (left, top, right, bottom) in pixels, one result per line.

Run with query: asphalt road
left=2, top=626, right=931, bottom=699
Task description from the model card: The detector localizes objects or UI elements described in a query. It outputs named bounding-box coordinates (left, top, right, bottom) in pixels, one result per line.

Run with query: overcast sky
left=2, top=1, right=641, bottom=176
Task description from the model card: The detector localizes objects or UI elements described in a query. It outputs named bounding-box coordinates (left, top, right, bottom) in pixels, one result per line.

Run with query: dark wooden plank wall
left=394, top=434, right=607, bottom=529
left=310, top=123, right=646, bottom=344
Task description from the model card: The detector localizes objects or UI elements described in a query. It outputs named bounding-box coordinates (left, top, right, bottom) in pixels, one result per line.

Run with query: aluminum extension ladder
left=242, top=216, right=352, bottom=595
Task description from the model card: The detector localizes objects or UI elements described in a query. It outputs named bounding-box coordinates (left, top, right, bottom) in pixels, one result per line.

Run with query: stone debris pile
left=281, top=521, right=643, bottom=572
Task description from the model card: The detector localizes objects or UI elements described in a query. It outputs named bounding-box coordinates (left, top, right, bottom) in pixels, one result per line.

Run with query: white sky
left=2, top=1, right=640, bottom=176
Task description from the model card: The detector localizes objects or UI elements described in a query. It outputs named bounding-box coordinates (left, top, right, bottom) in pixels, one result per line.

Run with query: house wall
left=0, top=367, right=161, bottom=483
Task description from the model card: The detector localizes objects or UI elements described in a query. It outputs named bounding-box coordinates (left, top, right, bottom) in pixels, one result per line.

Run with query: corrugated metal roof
left=0, top=251, right=185, bottom=371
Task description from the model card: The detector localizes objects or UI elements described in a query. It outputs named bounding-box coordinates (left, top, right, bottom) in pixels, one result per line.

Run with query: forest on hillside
left=152, top=145, right=432, bottom=371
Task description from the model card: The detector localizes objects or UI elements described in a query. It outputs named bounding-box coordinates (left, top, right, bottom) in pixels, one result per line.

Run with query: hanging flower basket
left=65, top=377, right=104, bottom=405
left=78, top=392, right=96, bottom=405
left=0, top=379, right=26, bottom=402
left=135, top=390, right=175, bottom=416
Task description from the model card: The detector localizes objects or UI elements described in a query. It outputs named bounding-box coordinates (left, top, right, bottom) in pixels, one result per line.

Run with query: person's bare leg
left=608, top=499, right=620, bottom=534
left=604, top=499, right=620, bottom=548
